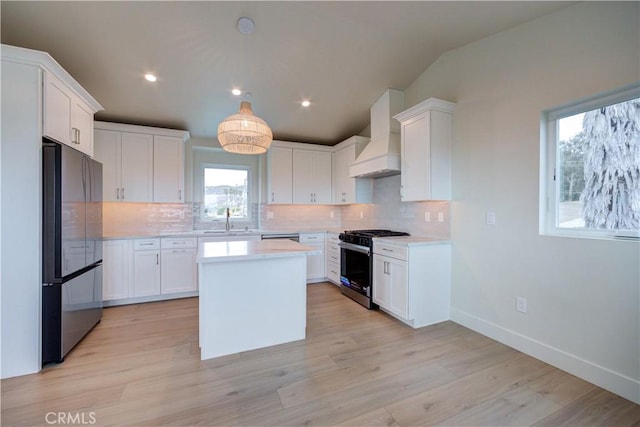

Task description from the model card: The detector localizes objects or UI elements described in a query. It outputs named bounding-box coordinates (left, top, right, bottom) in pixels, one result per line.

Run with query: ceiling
left=1, top=1, right=572, bottom=145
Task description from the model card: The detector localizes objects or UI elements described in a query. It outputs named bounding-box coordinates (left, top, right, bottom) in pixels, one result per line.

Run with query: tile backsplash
left=260, top=204, right=342, bottom=231
left=103, top=176, right=449, bottom=238
left=103, top=202, right=192, bottom=236
left=342, top=175, right=450, bottom=238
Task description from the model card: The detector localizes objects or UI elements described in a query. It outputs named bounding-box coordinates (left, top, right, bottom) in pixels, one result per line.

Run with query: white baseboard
left=450, top=308, right=640, bottom=404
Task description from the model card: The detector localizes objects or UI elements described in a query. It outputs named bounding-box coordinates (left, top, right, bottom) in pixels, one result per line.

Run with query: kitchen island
left=197, top=239, right=319, bottom=360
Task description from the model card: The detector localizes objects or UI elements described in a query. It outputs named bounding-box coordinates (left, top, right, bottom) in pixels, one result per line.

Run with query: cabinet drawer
left=327, top=243, right=340, bottom=253
left=327, top=261, right=340, bottom=283
left=327, top=233, right=340, bottom=243
left=326, top=251, right=340, bottom=264
left=373, top=242, right=408, bottom=261
left=161, top=237, right=197, bottom=249
left=134, top=238, right=160, bottom=250
left=300, top=233, right=325, bottom=243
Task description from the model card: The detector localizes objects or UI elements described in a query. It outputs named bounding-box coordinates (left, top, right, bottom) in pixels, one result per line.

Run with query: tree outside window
left=556, top=96, right=639, bottom=232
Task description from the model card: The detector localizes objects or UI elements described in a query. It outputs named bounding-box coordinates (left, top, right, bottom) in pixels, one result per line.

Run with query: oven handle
left=339, top=242, right=370, bottom=255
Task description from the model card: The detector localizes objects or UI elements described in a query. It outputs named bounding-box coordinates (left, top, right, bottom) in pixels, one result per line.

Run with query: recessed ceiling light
left=301, top=100, right=311, bottom=107
left=232, top=88, right=242, bottom=96
left=144, top=73, right=157, bottom=82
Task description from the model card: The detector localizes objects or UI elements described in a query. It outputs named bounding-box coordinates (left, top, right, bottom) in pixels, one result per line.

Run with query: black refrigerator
left=42, top=138, right=103, bottom=365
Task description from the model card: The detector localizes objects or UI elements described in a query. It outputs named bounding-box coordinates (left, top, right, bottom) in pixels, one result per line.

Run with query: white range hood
left=349, top=88, right=404, bottom=178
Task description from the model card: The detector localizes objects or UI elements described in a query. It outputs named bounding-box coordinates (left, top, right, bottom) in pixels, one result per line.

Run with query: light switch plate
left=267, top=211, right=274, bottom=219
left=437, top=212, right=444, bottom=222
left=425, top=212, right=431, bottom=222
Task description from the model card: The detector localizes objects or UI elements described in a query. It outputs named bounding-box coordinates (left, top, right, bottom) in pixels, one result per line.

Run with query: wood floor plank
left=385, top=354, right=554, bottom=426
left=436, top=386, right=562, bottom=426
left=1, top=283, right=637, bottom=427
left=240, top=361, right=457, bottom=426
left=334, top=408, right=400, bottom=427
left=526, top=368, right=597, bottom=406
left=277, top=338, right=468, bottom=408
left=533, top=388, right=640, bottom=426
left=437, top=339, right=521, bottom=377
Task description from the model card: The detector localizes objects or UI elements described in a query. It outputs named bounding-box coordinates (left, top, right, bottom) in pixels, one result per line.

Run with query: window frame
left=540, top=83, right=640, bottom=240
left=200, top=163, right=252, bottom=222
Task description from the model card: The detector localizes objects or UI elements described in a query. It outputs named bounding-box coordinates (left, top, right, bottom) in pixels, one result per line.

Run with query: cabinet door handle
left=116, top=188, right=120, bottom=200
left=76, top=128, right=80, bottom=144
left=271, top=192, right=275, bottom=202
left=121, top=187, right=125, bottom=200
left=140, top=243, right=154, bottom=246
left=156, top=254, right=159, bottom=264
left=178, top=189, right=182, bottom=200
left=382, top=248, right=393, bottom=252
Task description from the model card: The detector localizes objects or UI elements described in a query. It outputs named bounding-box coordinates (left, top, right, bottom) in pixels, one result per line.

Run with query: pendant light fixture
left=217, top=17, right=273, bottom=155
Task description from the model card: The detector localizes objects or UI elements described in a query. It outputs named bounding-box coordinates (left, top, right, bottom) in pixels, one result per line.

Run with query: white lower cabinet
left=373, top=252, right=409, bottom=318
left=132, top=239, right=161, bottom=297
left=103, top=237, right=199, bottom=305
left=161, top=238, right=197, bottom=294
left=300, top=233, right=325, bottom=282
left=372, top=240, right=451, bottom=328
left=102, top=240, right=129, bottom=301
left=325, top=232, right=340, bottom=285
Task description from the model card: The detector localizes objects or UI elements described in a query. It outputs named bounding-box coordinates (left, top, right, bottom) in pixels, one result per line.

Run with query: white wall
left=404, top=2, right=640, bottom=403
left=1, top=61, right=42, bottom=377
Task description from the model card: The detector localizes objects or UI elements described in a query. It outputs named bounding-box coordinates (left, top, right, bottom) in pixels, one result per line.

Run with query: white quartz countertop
left=197, top=239, right=321, bottom=264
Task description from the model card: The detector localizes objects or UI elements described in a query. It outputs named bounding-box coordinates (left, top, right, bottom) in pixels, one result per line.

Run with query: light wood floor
left=2, top=283, right=638, bottom=426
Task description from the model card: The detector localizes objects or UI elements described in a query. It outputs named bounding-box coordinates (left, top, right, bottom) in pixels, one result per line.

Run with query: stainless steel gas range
left=338, top=229, right=409, bottom=309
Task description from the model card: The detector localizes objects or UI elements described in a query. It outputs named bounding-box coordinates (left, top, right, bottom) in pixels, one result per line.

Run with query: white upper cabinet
left=394, top=98, right=456, bottom=201
left=153, top=136, right=184, bottom=203
left=267, top=145, right=293, bottom=204
left=292, top=149, right=332, bottom=204
left=332, top=136, right=373, bottom=204
left=43, top=72, right=100, bottom=156
left=94, top=129, right=153, bottom=202
left=93, top=122, right=189, bottom=203
left=93, top=129, right=121, bottom=202
left=267, top=141, right=332, bottom=205
left=121, top=132, right=154, bottom=202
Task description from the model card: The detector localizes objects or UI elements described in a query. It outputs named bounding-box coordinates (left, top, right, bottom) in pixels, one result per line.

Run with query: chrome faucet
left=225, top=207, right=231, bottom=232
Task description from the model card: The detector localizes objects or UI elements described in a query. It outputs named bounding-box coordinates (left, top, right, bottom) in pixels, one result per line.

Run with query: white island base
left=197, top=240, right=316, bottom=360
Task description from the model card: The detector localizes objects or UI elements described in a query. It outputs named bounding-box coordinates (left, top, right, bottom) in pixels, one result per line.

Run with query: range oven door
left=339, top=242, right=372, bottom=297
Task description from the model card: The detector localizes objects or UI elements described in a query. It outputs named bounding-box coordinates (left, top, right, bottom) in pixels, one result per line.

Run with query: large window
left=202, top=166, right=250, bottom=220
left=541, top=85, right=640, bottom=238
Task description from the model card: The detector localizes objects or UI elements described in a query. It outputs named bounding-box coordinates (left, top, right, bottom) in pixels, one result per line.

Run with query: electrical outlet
left=266, top=211, right=274, bottom=219
left=486, top=211, right=496, bottom=225
left=330, top=211, right=334, bottom=219
left=360, top=211, right=364, bottom=219
left=437, top=212, right=444, bottom=222
left=425, top=212, right=431, bottom=222
left=516, top=297, right=527, bottom=313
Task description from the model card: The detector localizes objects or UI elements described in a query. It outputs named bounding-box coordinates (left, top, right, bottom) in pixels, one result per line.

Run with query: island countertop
left=197, top=239, right=320, bottom=264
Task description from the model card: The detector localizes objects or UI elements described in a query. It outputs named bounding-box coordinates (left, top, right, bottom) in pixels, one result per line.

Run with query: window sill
left=540, top=229, right=640, bottom=242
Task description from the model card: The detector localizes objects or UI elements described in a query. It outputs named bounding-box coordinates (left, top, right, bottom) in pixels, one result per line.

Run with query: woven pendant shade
left=217, top=101, right=273, bottom=154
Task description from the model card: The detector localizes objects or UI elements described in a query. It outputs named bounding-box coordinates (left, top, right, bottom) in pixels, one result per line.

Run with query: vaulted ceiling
left=1, top=1, right=572, bottom=145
